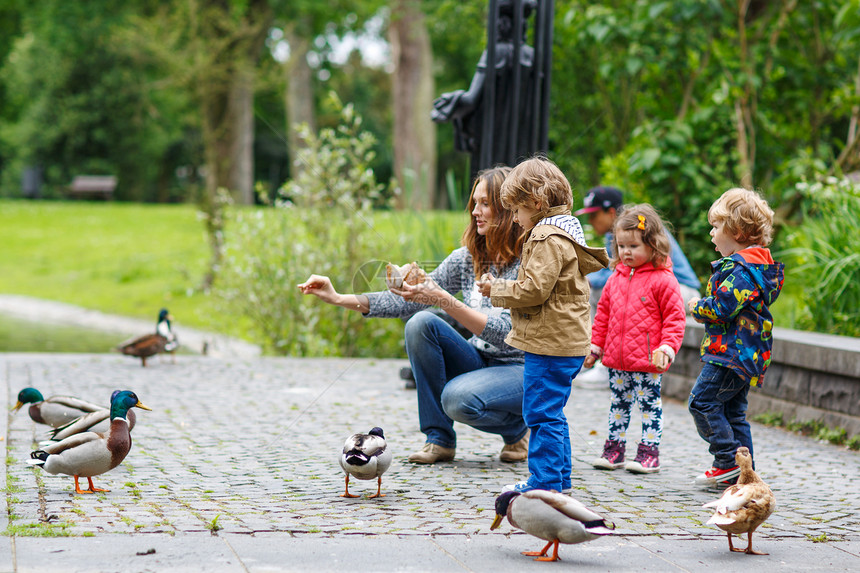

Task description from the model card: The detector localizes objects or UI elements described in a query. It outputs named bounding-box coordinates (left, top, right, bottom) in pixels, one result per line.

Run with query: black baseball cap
left=573, top=186, right=624, bottom=216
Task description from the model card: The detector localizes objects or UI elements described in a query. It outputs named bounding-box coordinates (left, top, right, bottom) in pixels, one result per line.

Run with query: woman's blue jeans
left=688, top=363, right=753, bottom=469
left=404, top=311, right=527, bottom=449
left=522, top=352, right=583, bottom=492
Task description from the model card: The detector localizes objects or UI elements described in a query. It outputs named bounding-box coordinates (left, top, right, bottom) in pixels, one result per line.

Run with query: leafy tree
left=547, top=0, right=860, bottom=282
left=270, top=1, right=385, bottom=181
left=217, top=95, right=404, bottom=355
left=0, top=1, right=187, bottom=200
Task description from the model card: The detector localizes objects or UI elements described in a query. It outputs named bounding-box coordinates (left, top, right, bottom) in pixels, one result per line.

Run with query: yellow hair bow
left=637, top=215, right=646, bottom=230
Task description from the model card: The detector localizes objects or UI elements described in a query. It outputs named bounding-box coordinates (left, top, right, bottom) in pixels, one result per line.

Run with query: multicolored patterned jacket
left=690, top=247, right=785, bottom=387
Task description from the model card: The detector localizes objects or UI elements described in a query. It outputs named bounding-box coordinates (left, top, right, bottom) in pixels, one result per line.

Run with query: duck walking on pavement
left=12, top=388, right=104, bottom=428
left=116, top=308, right=178, bottom=367
left=703, top=446, right=776, bottom=555
left=27, top=390, right=152, bottom=494
left=339, top=427, right=392, bottom=499
left=491, top=490, right=616, bottom=562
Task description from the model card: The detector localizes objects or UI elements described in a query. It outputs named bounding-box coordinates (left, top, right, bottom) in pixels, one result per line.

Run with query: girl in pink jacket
left=585, top=204, right=686, bottom=473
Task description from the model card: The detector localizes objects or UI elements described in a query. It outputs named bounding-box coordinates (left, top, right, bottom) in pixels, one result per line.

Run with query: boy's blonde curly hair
left=499, top=156, right=573, bottom=211
left=708, top=187, right=775, bottom=247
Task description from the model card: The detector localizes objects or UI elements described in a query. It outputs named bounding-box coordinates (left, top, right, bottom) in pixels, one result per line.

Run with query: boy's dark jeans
left=688, top=363, right=753, bottom=469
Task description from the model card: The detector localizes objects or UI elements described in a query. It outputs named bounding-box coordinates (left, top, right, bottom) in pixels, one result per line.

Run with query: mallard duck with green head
left=491, top=490, right=616, bottom=561
left=339, top=427, right=392, bottom=498
left=27, top=390, right=151, bottom=494
left=12, top=388, right=104, bottom=428
left=115, top=308, right=178, bottom=367
left=43, top=390, right=136, bottom=444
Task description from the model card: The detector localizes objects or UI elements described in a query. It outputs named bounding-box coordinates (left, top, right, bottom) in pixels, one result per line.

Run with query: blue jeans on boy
left=404, top=311, right=528, bottom=449
left=522, top=352, right=584, bottom=491
left=688, top=363, right=753, bottom=469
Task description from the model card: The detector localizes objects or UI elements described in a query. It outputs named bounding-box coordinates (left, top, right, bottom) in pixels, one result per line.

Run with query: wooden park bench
left=67, top=175, right=117, bottom=200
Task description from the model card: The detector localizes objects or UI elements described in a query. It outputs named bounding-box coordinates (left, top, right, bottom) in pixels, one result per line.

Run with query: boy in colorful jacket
left=686, top=188, right=785, bottom=487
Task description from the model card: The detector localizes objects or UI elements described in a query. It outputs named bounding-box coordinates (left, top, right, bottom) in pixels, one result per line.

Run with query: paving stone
left=2, top=353, right=858, bottom=562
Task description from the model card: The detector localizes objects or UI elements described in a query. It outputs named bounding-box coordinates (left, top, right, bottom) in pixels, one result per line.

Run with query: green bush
left=778, top=177, right=860, bottom=337
left=216, top=96, right=465, bottom=356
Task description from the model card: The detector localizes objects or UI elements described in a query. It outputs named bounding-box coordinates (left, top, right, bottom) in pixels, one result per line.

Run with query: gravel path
left=0, top=294, right=260, bottom=359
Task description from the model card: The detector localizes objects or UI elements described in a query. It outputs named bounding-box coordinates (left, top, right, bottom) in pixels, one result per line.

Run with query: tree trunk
left=194, top=0, right=271, bottom=290
left=284, top=25, right=316, bottom=181
left=228, top=65, right=255, bottom=205
left=196, top=1, right=270, bottom=206
left=735, top=0, right=755, bottom=189
left=389, top=0, right=436, bottom=209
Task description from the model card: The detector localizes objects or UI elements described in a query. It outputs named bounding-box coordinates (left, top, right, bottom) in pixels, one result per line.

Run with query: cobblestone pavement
left=2, top=353, right=859, bottom=570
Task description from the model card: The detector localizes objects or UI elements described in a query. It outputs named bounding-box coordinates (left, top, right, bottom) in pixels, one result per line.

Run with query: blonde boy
left=686, top=188, right=785, bottom=487
left=479, top=157, right=608, bottom=492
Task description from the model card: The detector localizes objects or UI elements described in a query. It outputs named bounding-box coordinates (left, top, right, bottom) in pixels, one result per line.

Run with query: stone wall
left=663, top=319, right=860, bottom=438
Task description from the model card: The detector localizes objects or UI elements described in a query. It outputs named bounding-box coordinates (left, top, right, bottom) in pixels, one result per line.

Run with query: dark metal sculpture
left=432, top=0, right=553, bottom=181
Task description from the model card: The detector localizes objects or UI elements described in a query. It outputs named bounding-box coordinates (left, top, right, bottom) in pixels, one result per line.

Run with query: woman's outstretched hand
left=297, top=274, right=339, bottom=304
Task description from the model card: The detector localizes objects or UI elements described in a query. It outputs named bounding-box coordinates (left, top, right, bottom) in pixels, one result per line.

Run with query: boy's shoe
left=591, top=439, right=626, bottom=470
left=502, top=481, right=536, bottom=493
left=694, top=465, right=741, bottom=487
left=625, top=443, right=660, bottom=474
left=503, top=481, right=572, bottom=494
left=499, top=430, right=529, bottom=463
left=407, top=443, right=455, bottom=464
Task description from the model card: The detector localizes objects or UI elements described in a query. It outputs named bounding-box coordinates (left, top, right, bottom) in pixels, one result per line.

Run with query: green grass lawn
left=0, top=199, right=470, bottom=346
left=0, top=199, right=218, bottom=332
left=0, top=198, right=811, bottom=350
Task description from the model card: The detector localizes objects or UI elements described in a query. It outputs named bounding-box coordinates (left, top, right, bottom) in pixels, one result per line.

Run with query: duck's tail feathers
left=707, top=514, right=736, bottom=526
left=344, top=451, right=370, bottom=466
left=27, top=450, right=49, bottom=467
left=583, top=519, right=616, bottom=535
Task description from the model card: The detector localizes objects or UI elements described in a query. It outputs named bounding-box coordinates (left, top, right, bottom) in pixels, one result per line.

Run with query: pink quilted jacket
left=592, top=260, right=686, bottom=374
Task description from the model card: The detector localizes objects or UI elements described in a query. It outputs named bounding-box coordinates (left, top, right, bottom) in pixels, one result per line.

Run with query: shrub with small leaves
left=216, top=94, right=408, bottom=356
left=779, top=177, right=860, bottom=337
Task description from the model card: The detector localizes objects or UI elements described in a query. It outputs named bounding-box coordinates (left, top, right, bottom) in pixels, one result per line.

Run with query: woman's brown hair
left=609, top=203, right=672, bottom=269
left=462, top=166, right=523, bottom=277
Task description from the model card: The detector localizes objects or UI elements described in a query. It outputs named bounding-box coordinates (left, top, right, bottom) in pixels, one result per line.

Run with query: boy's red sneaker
left=694, top=465, right=741, bottom=487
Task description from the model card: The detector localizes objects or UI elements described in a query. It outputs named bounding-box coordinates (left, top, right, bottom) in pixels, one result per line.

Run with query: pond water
left=0, top=314, right=129, bottom=353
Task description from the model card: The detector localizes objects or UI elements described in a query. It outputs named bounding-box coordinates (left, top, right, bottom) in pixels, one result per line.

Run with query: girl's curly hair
left=609, top=203, right=672, bottom=269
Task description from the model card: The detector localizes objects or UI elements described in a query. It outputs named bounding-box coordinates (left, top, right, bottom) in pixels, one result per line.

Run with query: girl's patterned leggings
left=606, top=368, right=664, bottom=446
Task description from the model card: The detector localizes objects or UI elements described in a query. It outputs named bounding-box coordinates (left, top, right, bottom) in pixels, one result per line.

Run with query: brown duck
left=703, top=446, right=776, bottom=555
left=115, top=308, right=178, bottom=366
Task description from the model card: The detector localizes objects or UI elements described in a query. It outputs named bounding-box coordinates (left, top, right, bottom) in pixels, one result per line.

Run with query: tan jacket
left=490, top=206, right=609, bottom=356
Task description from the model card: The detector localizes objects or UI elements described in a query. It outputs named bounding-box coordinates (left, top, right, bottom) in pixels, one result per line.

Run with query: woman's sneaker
left=591, top=439, right=625, bottom=469
left=694, top=465, right=741, bottom=487
left=625, top=443, right=660, bottom=474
